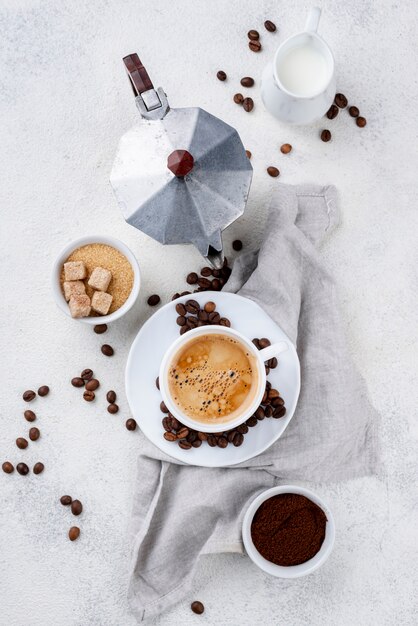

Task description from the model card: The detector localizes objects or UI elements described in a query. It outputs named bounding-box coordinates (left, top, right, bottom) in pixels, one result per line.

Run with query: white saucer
left=125, top=292, right=300, bottom=468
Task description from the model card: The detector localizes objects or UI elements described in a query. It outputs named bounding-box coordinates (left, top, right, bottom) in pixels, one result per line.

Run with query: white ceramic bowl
left=242, top=485, right=335, bottom=578
left=52, top=234, right=141, bottom=325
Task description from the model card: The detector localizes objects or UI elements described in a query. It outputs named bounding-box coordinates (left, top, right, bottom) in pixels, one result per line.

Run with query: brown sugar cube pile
left=64, top=261, right=86, bottom=281
left=63, top=280, right=86, bottom=302
left=69, top=294, right=91, bottom=318
left=88, top=267, right=112, bottom=292
left=91, top=291, right=113, bottom=315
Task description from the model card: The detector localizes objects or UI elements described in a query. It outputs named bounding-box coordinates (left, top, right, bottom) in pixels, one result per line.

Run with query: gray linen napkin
left=128, top=183, right=381, bottom=621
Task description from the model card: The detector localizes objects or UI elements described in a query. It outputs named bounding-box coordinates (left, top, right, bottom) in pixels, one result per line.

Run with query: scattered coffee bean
left=175, top=303, right=187, bottom=316
left=191, top=601, right=205, bottom=615
left=198, top=277, right=211, bottom=289
left=16, top=463, right=29, bottom=476
left=71, top=499, right=83, bottom=516
left=192, top=439, right=202, bottom=448
left=232, top=239, right=243, bottom=251
left=326, top=104, right=339, bottom=119
left=216, top=70, right=227, bottom=81
left=237, top=423, right=249, bottom=434
left=176, top=315, right=186, bottom=326
left=60, top=495, right=72, bottom=505
left=37, top=385, right=49, bottom=397
left=185, top=299, right=200, bottom=314
left=349, top=106, right=359, bottom=117
left=208, top=311, right=221, bottom=324
left=176, top=427, right=189, bottom=439
left=204, top=301, right=216, bottom=313
left=172, top=293, right=180, bottom=300
left=233, top=432, right=244, bottom=446
left=245, top=150, right=252, bottom=159
left=23, top=390, right=36, bottom=402
left=273, top=406, right=286, bottom=418
left=178, top=440, right=192, bottom=449
left=71, top=377, right=85, bottom=388
left=16, top=437, right=28, bottom=449
left=264, top=20, right=276, bottom=32
left=2, top=461, right=14, bottom=474
left=106, top=390, right=116, bottom=403
left=94, top=323, right=108, bottom=334
left=219, top=317, right=231, bottom=327
left=101, top=344, right=114, bottom=356
left=243, top=97, right=254, bottom=112
left=83, top=390, right=95, bottom=402
left=201, top=267, right=213, bottom=277
left=24, top=409, right=36, bottom=422
left=85, top=379, right=100, bottom=391
left=240, top=76, right=254, bottom=88
left=29, top=427, right=40, bottom=441
left=321, top=129, right=332, bottom=142
left=155, top=377, right=160, bottom=390
left=264, top=405, right=273, bottom=417
left=258, top=338, right=271, bottom=348
left=356, top=116, right=367, bottom=127
left=107, top=403, right=119, bottom=414
left=33, top=462, right=44, bottom=475
left=217, top=437, right=228, bottom=448
left=249, top=39, right=262, bottom=52
left=81, top=369, right=94, bottom=382
left=247, top=29, right=259, bottom=40
left=233, top=93, right=244, bottom=105
left=69, top=526, right=80, bottom=541
left=246, top=416, right=258, bottom=427
left=164, top=431, right=177, bottom=442
left=334, top=93, right=348, bottom=108
left=267, top=166, right=280, bottom=177
left=126, top=418, right=137, bottom=431
left=147, top=294, right=161, bottom=306
left=186, top=272, right=198, bottom=285
left=280, top=143, right=292, bottom=154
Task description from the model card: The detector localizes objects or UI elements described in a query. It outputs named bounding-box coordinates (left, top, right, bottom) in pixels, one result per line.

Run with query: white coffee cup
left=159, top=325, right=288, bottom=433
left=261, top=7, right=336, bottom=125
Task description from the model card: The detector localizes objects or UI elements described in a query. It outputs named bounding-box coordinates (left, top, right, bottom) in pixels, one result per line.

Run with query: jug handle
left=123, top=54, right=154, bottom=96
left=305, top=6, right=321, bottom=32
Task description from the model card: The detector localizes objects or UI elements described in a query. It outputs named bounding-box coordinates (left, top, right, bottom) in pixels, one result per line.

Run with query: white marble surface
left=1, top=0, right=417, bottom=624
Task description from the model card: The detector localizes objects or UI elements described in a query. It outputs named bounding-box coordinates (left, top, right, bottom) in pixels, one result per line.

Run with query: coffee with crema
left=168, top=333, right=259, bottom=424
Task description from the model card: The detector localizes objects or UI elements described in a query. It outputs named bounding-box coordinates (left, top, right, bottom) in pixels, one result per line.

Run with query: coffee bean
left=101, top=344, right=114, bottom=356
left=172, top=293, right=180, bottom=300
left=180, top=291, right=191, bottom=296
left=106, top=390, right=116, bottom=403
left=356, top=116, right=367, bottom=127
left=178, top=440, right=192, bottom=449
left=217, top=437, right=228, bottom=448
left=271, top=396, right=285, bottom=407
left=201, top=267, right=213, bottom=277
left=60, top=495, right=72, bottom=505
left=264, top=19, right=276, bottom=32
left=170, top=417, right=180, bottom=430
left=71, top=377, right=85, bottom=388
left=247, top=29, right=259, bottom=40
left=240, top=76, right=254, bottom=88
left=107, top=403, right=119, bottom=414
left=321, top=129, right=332, bottom=142
left=164, top=431, right=177, bottom=441
left=177, top=427, right=189, bottom=439
left=243, top=97, right=254, bottom=112
left=246, top=416, right=258, bottom=427
left=126, top=418, right=137, bottom=431
left=273, top=406, right=286, bottom=418
left=326, top=104, right=339, bottom=119
left=23, top=390, right=36, bottom=402
left=268, top=388, right=280, bottom=400
left=175, top=304, right=186, bottom=317
left=81, top=369, right=93, bottom=382
left=17, top=462, right=29, bottom=475
left=334, top=93, right=348, bottom=108
left=186, top=272, right=199, bottom=285
left=186, top=430, right=197, bottom=443
left=29, top=427, right=40, bottom=441
left=210, top=278, right=220, bottom=291
left=185, top=299, right=200, bottom=314
left=262, top=390, right=268, bottom=404
left=204, top=301, right=216, bottom=313
left=180, top=325, right=189, bottom=335
left=255, top=407, right=265, bottom=420
left=216, top=70, right=227, bottom=81
left=249, top=40, right=261, bottom=52
left=2, top=461, right=14, bottom=474
left=33, top=462, right=44, bottom=475
left=85, top=379, right=99, bottom=391
left=192, top=439, right=202, bottom=448
left=280, top=143, right=292, bottom=154
left=147, top=294, right=161, bottom=306
left=162, top=416, right=172, bottom=432
left=37, top=385, right=49, bottom=397
left=259, top=338, right=271, bottom=348
left=252, top=338, right=261, bottom=349
left=232, top=239, right=243, bottom=251
left=24, top=409, right=36, bottom=422
left=237, top=423, right=248, bottom=434
left=267, top=357, right=278, bottom=369
left=197, top=277, right=211, bottom=289
left=349, top=106, right=359, bottom=117
left=233, top=432, right=244, bottom=447
left=208, top=311, right=221, bottom=324
left=245, top=150, right=252, bottom=159
left=267, top=166, right=280, bottom=177
left=233, top=93, right=244, bottom=105
left=69, top=526, right=80, bottom=541
left=264, top=405, right=274, bottom=417
left=71, top=499, right=83, bottom=516
left=187, top=316, right=199, bottom=329
left=16, top=437, right=28, bottom=449
left=94, top=323, right=108, bottom=334
left=83, top=390, right=95, bottom=402
left=160, top=401, right=169, bottom=413
left=155, top=377, right=160, bottom=390
left=227, top=430, right=237, bottom=443
left=207, top=434, right=217, bottom=447
left=265, top=365, right=270, bottom=375
left=176, top=315, right=186, bottom=327
left=219, top=318, right=231, bottom=327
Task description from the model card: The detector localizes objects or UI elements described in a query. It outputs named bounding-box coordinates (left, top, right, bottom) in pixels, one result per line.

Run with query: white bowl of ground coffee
left=52, top=235, right=140, bottom=324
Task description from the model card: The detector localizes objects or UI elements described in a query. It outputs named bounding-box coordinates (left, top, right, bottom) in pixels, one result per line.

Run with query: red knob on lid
left=167, top=150, right=194, bottom=178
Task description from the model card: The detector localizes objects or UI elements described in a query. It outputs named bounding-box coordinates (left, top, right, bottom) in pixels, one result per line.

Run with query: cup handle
left=305, top=6, right=321, bottom=32
left=258, top=341, right=289, bottom=362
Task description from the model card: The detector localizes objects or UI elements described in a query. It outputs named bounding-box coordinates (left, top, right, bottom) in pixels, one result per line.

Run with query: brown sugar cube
left=91, top=291, right=113, bottom=316
left=68, top=294, right=91, bottom=318
left=64, top=261, right=87, bottom=281
left=63, top=280, right=86, bottom=302
left=88, top=267, right=112, bottom=292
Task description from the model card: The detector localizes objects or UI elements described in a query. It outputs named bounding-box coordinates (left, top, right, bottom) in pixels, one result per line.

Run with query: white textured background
left=1, top=0, right=417, bottom=624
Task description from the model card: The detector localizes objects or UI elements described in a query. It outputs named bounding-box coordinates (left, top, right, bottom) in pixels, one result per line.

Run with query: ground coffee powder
left=250, top=493, right=327, bottom=566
